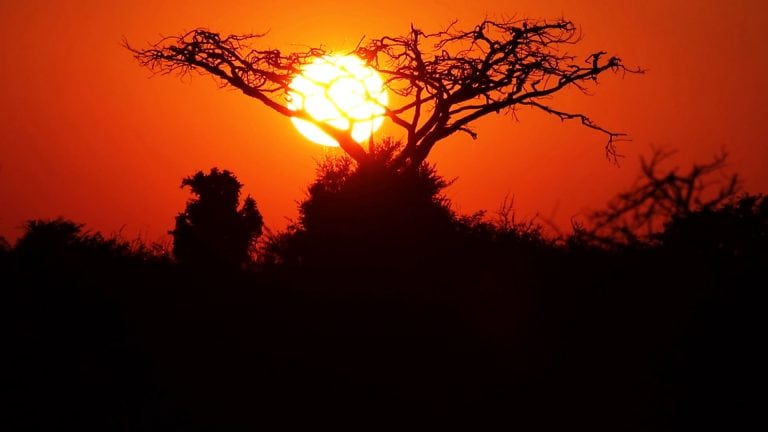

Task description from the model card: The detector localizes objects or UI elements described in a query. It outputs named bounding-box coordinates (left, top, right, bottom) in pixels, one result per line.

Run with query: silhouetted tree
left=129, top=18, right=641, bottom=167
left=171, top=168, right=263, bottom=269
left=261, top=139, right=455, bottom=267
left=571, top=149, right=741, bottom=247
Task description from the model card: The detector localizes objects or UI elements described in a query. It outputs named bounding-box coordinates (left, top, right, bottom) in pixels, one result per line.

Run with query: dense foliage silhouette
left=171, top=168, right=263, bottom=270
left=3, top=155, right=764, bottom=430
left=263, top=140, right=459, bottom=268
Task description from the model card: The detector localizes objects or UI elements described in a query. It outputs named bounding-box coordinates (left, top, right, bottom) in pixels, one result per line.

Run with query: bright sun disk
left=287, top=54, right=388, bottom=147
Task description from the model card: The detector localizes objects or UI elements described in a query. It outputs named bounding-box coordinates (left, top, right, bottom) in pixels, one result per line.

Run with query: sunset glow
left=1, top=1, right=767, bottom=246
left=287, top=54, right=388, bottom=147
left=2, top=3, right=763, bottom=427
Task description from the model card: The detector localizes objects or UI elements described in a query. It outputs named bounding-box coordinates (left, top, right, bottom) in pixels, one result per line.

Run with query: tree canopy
left=171, top=168, right=263, bottom=269
left=129, top=18, right=641, bottom=167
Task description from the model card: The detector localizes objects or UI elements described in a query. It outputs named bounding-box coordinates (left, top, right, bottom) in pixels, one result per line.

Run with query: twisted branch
left=128, top=19, right=641, bottom=168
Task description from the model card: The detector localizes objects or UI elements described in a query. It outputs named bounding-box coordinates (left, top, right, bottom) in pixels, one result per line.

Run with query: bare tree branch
left=126, top=29, right=371, bottom=163
left=357, top=19, right=642, bottom=168
left=127, top=19, right=641, bottom=168
left=576, top=149, right=741, bottom=247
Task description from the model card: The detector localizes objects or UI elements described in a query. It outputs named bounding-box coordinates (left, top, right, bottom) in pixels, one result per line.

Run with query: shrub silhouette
left=14, top=218, right=85, bottom=256
left=657, top=193, right=767, bottom=258
left=171, top=168, right=263, bottom=269
left=4, top=155, right=765, bottom=430
left=264, top=140, right=457, bottom=268
left=12, top=218, right=138, bottom=265
left=262, top=140, right=563, bottom=269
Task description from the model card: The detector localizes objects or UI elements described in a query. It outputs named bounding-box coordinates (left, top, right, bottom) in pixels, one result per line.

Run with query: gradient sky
left=2, top=0, right=767, bottom=243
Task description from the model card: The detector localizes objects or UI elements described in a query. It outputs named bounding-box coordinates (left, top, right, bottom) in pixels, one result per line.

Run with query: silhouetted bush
left=5, top=219, right=167, bottom=431
left=171, top=168, right=263, bottom=270
left=657, top=193, right=767, bottom=258
left=263, top=140, right=458, bottom=268
left=262, top=141, right=556, bottom=271
left=4, top=153, right=764, bottom=430
left=10, top=218, right=170, bottom=266
left=12, top=218, right=137, bottom=267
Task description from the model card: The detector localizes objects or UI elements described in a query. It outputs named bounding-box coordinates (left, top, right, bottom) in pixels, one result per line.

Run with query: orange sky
left=2, top=0, right=767, bottom=244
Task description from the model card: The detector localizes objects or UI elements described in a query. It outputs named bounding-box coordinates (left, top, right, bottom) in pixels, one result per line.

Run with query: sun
left=287, top=54, right=388, bottom=147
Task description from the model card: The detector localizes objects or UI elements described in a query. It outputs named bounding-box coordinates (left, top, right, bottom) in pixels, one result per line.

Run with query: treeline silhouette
left=3, top=147, right=765, bottom=430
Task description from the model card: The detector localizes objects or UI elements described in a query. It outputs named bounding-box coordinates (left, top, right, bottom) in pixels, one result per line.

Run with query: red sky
left=2, top=0, right=767, bottom=244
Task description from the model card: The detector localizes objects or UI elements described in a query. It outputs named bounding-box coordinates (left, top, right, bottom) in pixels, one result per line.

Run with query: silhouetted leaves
left=262, top=140, right=458, bottom=268
left=12, top=218, right=154, bottom=269
left=658, top=193, right=767, bottom=259
left=171, top=168, right=263, bottom=270
left=4, top=158, right=764, bottom=430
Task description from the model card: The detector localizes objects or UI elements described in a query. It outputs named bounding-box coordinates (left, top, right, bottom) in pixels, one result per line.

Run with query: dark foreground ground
left=3, top=231, right=762, bottom=431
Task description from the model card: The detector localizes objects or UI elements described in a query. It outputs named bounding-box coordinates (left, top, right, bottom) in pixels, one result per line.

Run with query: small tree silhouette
left=171, top=168, right=263, bottom=269
left=572, top=149, right=741, bottom=247
left=128, top=18, right=641, bottom=167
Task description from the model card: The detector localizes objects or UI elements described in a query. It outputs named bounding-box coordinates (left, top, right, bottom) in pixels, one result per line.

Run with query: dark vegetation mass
left=3, top=146, right=764, bottom=430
